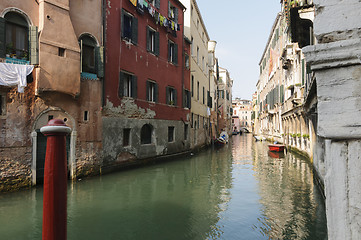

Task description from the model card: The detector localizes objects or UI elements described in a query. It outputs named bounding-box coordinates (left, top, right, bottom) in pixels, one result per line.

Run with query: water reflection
left=0, top=134, right=327, bottom=239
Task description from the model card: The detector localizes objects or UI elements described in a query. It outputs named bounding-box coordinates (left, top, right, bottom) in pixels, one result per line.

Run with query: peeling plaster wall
left=102, top=117, right=190, bottom=169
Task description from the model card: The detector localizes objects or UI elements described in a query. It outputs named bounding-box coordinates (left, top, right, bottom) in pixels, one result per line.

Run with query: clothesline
left=129, top=0, right=181, bottom=32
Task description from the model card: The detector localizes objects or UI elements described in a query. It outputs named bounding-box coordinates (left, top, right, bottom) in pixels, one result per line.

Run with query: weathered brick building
left=0, top=0, right=104, bottom=190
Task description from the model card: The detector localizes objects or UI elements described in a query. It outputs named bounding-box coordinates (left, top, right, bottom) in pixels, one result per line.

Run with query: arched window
left=79, top=35, right=97, bottom=74
left=140, top=124, right=152, bottom=144
left=4, top=12, right=29, bottom=59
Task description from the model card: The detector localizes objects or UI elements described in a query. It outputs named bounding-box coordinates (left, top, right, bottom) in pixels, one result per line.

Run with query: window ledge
left=81, top=72, right=98, bottom=80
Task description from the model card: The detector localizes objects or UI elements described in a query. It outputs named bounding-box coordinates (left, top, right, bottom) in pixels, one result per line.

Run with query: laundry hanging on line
left=0, top=63, right=34, bottom=93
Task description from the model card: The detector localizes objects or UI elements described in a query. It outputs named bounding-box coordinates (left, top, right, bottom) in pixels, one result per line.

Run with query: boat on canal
left=215, top=130, right=229, bottom=147
left=268, top=144, right=285, bottom=152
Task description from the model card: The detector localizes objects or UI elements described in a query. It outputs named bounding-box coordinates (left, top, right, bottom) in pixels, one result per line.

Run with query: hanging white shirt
left=0, top=63, right=34, bottom=93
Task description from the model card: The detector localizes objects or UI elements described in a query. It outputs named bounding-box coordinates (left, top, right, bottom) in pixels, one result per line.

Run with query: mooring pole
left=40, top=119, right=71, bottom=240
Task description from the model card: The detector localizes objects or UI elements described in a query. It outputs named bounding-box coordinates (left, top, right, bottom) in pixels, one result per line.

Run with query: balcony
left=5, top=57, right=30, bottom=65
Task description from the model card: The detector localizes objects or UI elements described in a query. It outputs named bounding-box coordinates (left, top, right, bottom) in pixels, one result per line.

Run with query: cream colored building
left=218, top=67, right=233, bottom=135
left=181, top=0, right=212, bottom=148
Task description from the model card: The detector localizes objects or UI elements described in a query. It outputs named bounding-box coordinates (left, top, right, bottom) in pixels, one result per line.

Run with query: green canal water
left=0, top=134, right=327, bottom=239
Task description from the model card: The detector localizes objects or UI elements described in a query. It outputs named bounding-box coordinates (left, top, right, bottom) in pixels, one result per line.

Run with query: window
left=119, top=72, right=137, bottom=98
left=197, top=47, right=199, bottom=64
left=149, top=0, right=160, bottom=9
left=146, top=26, right=159, bottom=55
left=185, top=53, right=189, bottom=69
left=184, top=124, right=188, bottom=140
left=168, top=40, right=178, bottom=64
left=0, top=93, right=5, bottom=116
left=83, top=111, right=89, bottom=121
left=166, top=86, right=177, bottom=105
left=168, top=126, right=175, bottom=142
left=202, top=56, right=204, bottom=71
left=191, top=113, right=194, bottom=128
left=58, top=47, right=65, bottom=57
left=79, top=35, right=97, bottom=74
left=191, top=36, right=193, bottom=55
left=123, top=128, right=131, bottom=146
left=184, top=89, right=191, bottom=109
left=121, top=9, right=138, bottom=44
left=1, top=12, right=39, bottom=63
left=197, top=81, right=199, bottom=101
left=191, top=75, right=194, bottom=97
left=202, top=87, right=205, bottom=104
left=146, top=80, right=158, bottom=102
left=168, top=1, right=178, bottom=23
left=141, top=124, right=152, bottom=144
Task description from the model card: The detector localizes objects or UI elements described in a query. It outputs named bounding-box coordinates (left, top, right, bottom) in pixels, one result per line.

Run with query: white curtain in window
left=0, top=63, right=34, bottom=92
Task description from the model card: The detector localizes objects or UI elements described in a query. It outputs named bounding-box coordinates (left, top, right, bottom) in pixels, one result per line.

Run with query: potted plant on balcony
left=6, top=43, right=14, bottom=58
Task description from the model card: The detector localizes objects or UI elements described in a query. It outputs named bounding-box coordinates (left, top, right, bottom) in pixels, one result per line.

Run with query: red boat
left=268, top=144, right=285, bottom=152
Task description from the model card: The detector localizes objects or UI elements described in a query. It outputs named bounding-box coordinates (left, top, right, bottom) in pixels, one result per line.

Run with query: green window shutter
left=80, top=39, right=83, bottom=72
left=174, top=8, right=179, bottom=23
left=167, top=41, right=171, bottom=62
left=132, top=75, right=137, bottom=98
left=29, top=26, right=39, bottom=65
left=131, top=17, right=138, bottom=45
left=168, top=1, right=171, bottom=18
left=188, top=91, right=191, bottom=109
left=280, top=85, right=284, bottom=103
left=174, top=88, right=177, bottom=106
left=96, top=46, right=104, bottom=78
left=166, top=86, right=170, bottom=104
left=174, top=43, right=178, bottom=64
left=155, top=0, right=160, bottom=9
left=146, top=27, right=150, bottom=52
left=302, top=59, right=305, bottom=85
left=155, top=82, right=159, bottom=103
left=121, top=10, right=125, bottom=38
left=0, top=17, right=5, bottom=58
left=118, top=72, right=124, bottom=98
left=155, top=32, right=160, bottom=56
left=146, top=81, right=150, bottom=101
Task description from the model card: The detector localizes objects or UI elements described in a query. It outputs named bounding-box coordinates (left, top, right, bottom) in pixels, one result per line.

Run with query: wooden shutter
left=146, top=27, right=150, bottom=52
left=146, top=81, right=150, bottom=101
left=155, top=82, right=159, bottom=103
left=96, top=46, right=104, bottom=78
left=118, top=72, right=124, bottom=98
left=183, top=89, right=186, bottom=108
left=155, top=0, right=160, bottom=9
left=132, top=75, right=137, bottom=98
left=174, top=43, right=178, bottom=64
left=155, top=32, right=160, bottom=56
left=29, top=26, right=39, bottom=65
left=131, top=17, right=138, bottom=44
left=0, top=18, right=5, bottom=58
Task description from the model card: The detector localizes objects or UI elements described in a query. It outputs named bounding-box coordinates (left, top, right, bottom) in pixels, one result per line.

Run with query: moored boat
left=268, top=144, right=285, bottom=152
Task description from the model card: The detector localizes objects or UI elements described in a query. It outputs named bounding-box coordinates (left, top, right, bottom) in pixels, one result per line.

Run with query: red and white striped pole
left=40, top=119, right=71, bottom=240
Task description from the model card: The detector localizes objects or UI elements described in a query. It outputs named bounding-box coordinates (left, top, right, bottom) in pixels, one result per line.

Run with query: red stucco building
left=103, top=0, right=191, bottom=165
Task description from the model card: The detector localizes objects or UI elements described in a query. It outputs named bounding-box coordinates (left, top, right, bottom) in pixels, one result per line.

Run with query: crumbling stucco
left=103, top=98, right=156, bottom=118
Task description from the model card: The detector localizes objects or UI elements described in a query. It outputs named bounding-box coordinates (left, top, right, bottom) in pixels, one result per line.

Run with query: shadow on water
left=0, top=134, right=327, bottom=240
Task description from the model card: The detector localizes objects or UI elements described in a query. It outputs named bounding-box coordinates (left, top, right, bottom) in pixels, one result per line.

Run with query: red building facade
left=103, top=0, right=191, bottom=164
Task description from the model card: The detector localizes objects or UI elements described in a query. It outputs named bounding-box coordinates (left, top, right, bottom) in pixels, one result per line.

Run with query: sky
left=196, top=0, right=282, bottom=100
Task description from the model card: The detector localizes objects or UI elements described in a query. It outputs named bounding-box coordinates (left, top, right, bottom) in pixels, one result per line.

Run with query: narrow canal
left=0, top=134, right=327, bottom=240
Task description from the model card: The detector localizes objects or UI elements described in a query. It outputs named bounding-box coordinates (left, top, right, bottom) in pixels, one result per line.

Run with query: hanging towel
left=0, top=63, right=34, bottom=93
left=130, top=0, right=137, bottom=6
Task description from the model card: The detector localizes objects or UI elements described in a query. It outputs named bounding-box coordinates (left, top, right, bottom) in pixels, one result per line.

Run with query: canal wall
left=303, top=0, right=361, bottom=239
